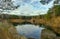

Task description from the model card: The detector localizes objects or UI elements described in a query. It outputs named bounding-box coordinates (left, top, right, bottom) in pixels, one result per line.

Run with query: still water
left=15, top=24, right=44, bottom=39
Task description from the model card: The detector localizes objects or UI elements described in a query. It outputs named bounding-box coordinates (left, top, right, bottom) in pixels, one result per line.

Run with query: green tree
left=54, top=5, right=60, bottom=16
left=44, top=8, right=52, bottom=19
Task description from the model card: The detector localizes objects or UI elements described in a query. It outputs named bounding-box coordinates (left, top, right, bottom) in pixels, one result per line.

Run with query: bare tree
left=54, top=0, right=60, bottom=5
left=0, top=0, right=20, bottom=19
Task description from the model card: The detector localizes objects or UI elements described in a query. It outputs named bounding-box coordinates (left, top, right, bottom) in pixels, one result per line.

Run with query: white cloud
left=3, top=0, right=55, bottom=16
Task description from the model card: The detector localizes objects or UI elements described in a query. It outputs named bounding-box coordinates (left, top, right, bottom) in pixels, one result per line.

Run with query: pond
left=15, top=24, right=44, bottom=39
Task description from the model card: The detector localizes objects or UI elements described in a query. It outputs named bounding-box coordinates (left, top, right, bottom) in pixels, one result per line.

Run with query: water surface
left=15, top=24, right=44, bottom=39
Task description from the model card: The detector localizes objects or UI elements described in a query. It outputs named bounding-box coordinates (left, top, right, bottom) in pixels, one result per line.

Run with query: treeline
left=43, top=5, right=60, bottom=19
left=0, top=5, right=60, bottom=19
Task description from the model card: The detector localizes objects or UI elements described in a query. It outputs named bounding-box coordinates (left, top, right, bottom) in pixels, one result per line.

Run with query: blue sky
left=10, top=0, right=55, bottom=16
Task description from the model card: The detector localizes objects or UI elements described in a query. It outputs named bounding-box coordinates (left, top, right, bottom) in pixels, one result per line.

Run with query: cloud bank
left=3, top=0, right=55, bottom=16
